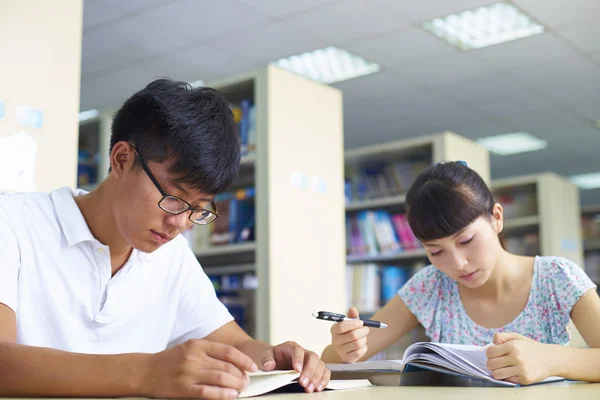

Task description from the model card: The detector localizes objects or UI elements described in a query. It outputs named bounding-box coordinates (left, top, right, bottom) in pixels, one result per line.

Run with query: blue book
left=239, top=100, right=251, bottom=155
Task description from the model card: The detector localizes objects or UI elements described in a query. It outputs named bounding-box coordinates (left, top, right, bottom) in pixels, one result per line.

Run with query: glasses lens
left=190, top=209, right=217, bottom=225
left=159, top=196, right=189, bottom=214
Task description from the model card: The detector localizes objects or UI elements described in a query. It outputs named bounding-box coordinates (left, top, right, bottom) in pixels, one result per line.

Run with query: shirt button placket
left=94, top=245, right=111, bottom=323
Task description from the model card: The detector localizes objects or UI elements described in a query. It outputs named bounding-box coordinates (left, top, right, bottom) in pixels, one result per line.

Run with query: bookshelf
left=581, top=205, right=600, bottom=291
left=492, top=173, right=587, bottom=347
left=185, top=65, right=345, bottom=354
left=343, top=131, right=490, bottom=358
left=491, top=173, right=583, bottom=266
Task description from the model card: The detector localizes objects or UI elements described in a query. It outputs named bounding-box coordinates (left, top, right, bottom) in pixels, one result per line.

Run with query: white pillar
left=97, top=110, right=115, bottom=182
left=0, top=0, right=83, bottom=192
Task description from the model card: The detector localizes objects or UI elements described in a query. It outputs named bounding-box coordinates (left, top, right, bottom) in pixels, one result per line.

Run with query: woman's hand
left=486, top=332, right=558, bottom=385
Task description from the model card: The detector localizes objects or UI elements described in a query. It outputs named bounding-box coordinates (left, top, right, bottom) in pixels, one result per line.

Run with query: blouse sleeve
left=397, top=265, right=444, bottom=333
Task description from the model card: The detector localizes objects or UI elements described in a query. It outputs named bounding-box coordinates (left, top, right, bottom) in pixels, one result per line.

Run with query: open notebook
left=239, top=370, right=372, bottom=398
left=327, top=342, right=565, bottom=387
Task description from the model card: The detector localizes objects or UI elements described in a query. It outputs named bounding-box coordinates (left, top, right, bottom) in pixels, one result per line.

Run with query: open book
left=327, top=342, right=564, bottom=387
left=239, top=370, right=372, bottom=398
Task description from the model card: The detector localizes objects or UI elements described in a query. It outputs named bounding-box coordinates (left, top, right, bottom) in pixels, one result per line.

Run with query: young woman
left=322, top=161, right=600, bottom=384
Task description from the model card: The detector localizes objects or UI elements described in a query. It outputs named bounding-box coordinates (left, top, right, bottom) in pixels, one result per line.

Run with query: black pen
left=312, top=311, right=388, bottom=328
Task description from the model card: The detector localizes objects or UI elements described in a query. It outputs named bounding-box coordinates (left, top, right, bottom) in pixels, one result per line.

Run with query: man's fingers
left=189, top=385, right=239, bottom=400
left=316, top=367, right=331, bottom=392
left=290, top=344, right=305, bottom=372
left=205, top=342, right=258, bottom=372
left=198, top=358, right=247, bottom=380
left=260, top=357, right=277, bottom=372
left=306, top=360, right=326, bottom=393
left=298, top=352, right=320, bottom=391
left=190, top=370, right=248, bottom=394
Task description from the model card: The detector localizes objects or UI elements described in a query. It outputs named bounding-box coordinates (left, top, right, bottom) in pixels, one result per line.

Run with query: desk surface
left=264, top=381, right=600, bottom=399
left=5, top=383, right=599, bottom=400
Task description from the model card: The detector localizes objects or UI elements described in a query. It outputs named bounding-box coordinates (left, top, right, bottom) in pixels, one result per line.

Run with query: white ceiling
left=80, top=0, right=600, bottom=205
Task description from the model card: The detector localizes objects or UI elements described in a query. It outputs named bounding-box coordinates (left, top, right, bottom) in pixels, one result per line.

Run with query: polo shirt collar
left=50, top=187, right=154, bottom=262
left=51, top=187, right=96, bottom=247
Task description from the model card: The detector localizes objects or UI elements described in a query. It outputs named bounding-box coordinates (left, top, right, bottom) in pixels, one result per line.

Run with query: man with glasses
left=0, top=79, right=330, bottom=399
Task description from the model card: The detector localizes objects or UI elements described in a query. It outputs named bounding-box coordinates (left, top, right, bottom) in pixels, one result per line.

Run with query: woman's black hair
left=405, top=161, right=496, bottom=242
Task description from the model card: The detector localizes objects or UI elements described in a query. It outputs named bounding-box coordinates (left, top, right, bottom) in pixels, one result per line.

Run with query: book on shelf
left=211, top=189, right=254, bottom=246
left=230, top=100, right=256, bottom=156
left=347, top=211, right=421, bottom=257
left=185, top=187, right=256, bottom=252
left=327, top=342, right=565, bottom=387
left=208, top=273, right=257, bottom=334
left=584, top=251, right=600, bottom=287
left=239, top=370, right=371, bottom=398
left=581, top=213, right=600, bottom=243
left=77, top=150, right=99, bottom=187
left=493, top=188, right=538, bottom=219
left=345, top=160, right=429, bottom=203
left=504, top=232, right=539, bottom=257
left=346, top=263, right=425, bottom=312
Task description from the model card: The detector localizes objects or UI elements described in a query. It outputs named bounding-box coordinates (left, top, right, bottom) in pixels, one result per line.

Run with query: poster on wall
left=0, top=132, right=38, bottom=192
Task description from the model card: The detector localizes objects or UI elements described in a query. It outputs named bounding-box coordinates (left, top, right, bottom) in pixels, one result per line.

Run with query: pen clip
left=314, top=311, right=346, bottom=321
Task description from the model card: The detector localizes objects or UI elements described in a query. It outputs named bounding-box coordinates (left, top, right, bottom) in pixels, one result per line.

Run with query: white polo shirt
left=0, top=187, right=233, bottom=354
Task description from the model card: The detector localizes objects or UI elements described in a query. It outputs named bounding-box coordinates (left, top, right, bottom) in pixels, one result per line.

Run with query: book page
left=426, top=343, right=490, bottom=376
left=238, top=370, right=300, bottom=398
left=404, top=342, right=490, bottom=378
left=239, top=371, right=373, bottom=398
left=327, top=359, right=405, bottom=372
left=326, top=379, right=373, bottom=390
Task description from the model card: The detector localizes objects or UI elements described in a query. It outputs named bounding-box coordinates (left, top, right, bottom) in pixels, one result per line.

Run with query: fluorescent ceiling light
left=423, top=1, right=545, bottom=51
left=272, top=46, right=381, bottom=84
left=476, top=132, right=548, bottom=156
left=189, top=79, right=205, bottom=88
left=570, top=172, right=600, bottom=190
left=78, top=109, right=98, bottom=122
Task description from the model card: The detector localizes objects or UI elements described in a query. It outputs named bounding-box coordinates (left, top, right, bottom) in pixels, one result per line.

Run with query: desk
left=3, top=383, right=598, bottom=400
left=264, top=382, right=600, bottom=400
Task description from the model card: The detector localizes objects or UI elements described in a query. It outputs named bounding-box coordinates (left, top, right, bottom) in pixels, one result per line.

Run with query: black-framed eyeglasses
left=130, top=145, right=219, bottom=225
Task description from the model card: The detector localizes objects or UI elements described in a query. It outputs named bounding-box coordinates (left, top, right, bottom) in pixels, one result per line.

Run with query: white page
left=424, top=343, right=491, bottom=376
left=238, top=370, right=299, bottom=398
left=405, top=342, right=490, bottom=377
left=239, top=371, right=373, bottom=398
left=326, top=379, right=373, bottom=390
left=327, top=359, right=405, bottom=372
left=409, top=353, right=476, bottom=377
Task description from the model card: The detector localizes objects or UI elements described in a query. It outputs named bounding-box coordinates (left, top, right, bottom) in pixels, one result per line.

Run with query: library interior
left=1, top=0, right=600, bottom=399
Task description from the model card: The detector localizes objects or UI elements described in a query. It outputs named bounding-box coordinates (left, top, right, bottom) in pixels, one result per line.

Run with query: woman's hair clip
left=456, top=160, right=468, bottom=167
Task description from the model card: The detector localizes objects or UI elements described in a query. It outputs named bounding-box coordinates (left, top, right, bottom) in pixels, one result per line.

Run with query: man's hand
left=261, top=341, right=331, bottom=393
left=486, top=332, right=558, bottom=385
left=141, top=339, right=258, bottom=399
